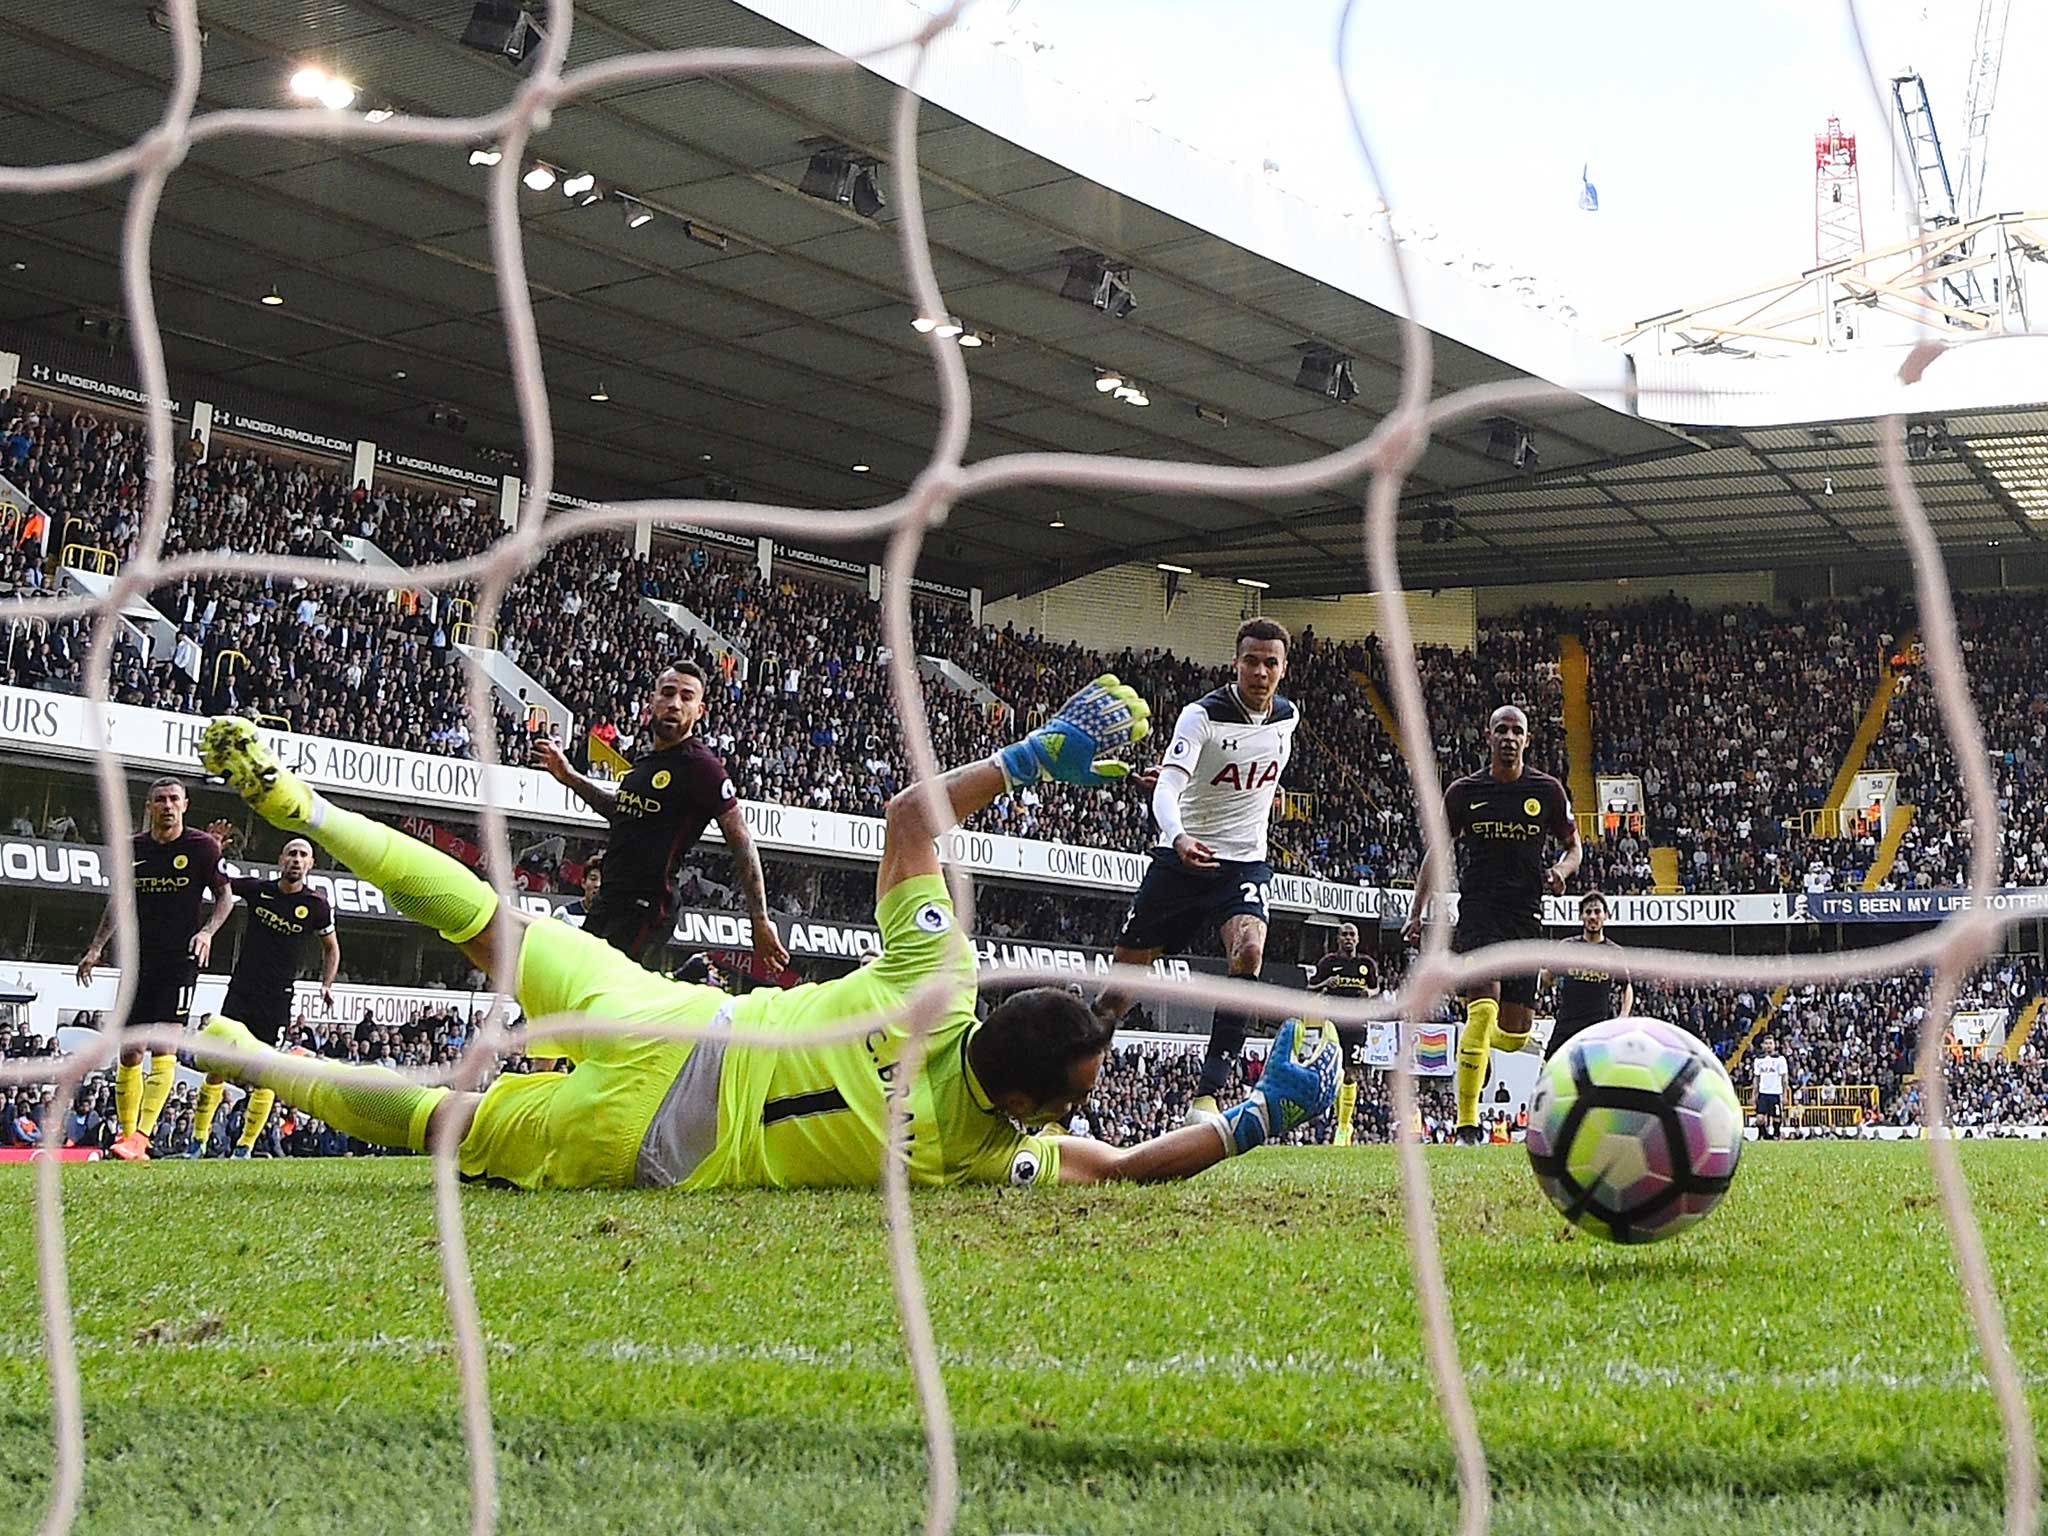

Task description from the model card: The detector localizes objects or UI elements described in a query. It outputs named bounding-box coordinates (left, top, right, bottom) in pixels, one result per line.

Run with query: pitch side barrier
left=0, top=691, right=1794, bottom=926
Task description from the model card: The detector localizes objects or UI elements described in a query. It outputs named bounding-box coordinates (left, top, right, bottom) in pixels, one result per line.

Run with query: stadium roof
left=1, top=0, right=2043, bottom=600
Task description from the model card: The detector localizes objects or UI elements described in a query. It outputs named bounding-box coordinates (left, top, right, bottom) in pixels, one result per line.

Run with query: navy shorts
left=1116, top=851, right=1273, bottom=955
left=1451, top=905, right=1541, bottom=1008
left=222, top=985, right=293, bottom=1046
left=124, top=959, right=198, bottom=1031
left=1756, top=1091, right=1783, bottom=1117
left=582, top=895, right=673, bottom=971
left=1544, top=1013, right=1603, bottom=1061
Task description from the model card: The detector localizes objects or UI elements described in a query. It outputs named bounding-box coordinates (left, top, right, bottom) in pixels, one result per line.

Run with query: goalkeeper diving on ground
left=192, top=677, right=1338, bottom=1189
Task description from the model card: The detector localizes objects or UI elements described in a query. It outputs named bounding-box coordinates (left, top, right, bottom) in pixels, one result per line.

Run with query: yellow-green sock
left=234, top=1038, right=446, bottom=1152
left=192, top=1078, right=224, bottom=1147
left=1454, top=998, right=1499, bottom=1128
left=1334, top=1077, right=1358, bottom=1146
left=138, top=1053, right=177, bottom=1138
left=115, top=1059, right=143, bottom=1137
left=307, top=800, right=497, bottom=944
left=237, top=1088, right=275, bottom=1151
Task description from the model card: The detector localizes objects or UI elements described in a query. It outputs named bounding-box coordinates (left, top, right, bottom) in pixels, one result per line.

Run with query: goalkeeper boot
left=199, top=717, right=315, bottom=831
left=177, top=1142, right=204, bottom=1160
left=109, top=1130, right=151, bottom=1162
left=230, top=1146, right=252, bottom=1160
left=1454, top=1124, right=1486, bottom=1147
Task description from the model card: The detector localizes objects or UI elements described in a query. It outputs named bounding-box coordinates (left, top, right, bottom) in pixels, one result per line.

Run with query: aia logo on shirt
left=1210, top=760, right=1282, bottom=790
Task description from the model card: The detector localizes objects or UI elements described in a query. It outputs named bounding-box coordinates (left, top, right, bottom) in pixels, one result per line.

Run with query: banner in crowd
left=1796, top=888, right=2048, bottom=923
left=24, top=360, right=178, bottom=415
left=0, top=686, right=1789, bottom=924
left=669, top=907, right=1308, bottom=984
left=16, top=961, right=509, bottom=1042
left=0, top=836, right=577, bottom=923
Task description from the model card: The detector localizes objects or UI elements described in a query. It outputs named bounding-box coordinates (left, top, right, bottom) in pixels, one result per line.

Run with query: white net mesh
left=0, top=2, right=2038, bottom=1534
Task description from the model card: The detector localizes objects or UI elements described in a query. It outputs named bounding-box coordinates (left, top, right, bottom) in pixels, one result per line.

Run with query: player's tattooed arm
left=716, top=805, right=789, bottom=971
left=320, top=930, right=341, bottom=1006
left=533, top=735, right=618, bottom=817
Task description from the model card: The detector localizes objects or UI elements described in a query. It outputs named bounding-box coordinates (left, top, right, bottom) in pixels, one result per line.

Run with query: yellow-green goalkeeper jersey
left=681, top=875, right=1065, bottom=1191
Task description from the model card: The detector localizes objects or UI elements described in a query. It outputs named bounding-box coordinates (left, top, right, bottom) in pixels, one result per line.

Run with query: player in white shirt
left=1750, top=1035, right=1790, bottom=1140
left=1096, top=619, right=1299, bottom=1118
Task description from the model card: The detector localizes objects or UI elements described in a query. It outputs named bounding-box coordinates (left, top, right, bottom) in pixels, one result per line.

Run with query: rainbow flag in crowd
left=1413, top=1026, right=1451, bottom=1074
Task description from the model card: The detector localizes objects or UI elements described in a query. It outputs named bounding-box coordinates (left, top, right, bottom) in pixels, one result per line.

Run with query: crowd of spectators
left=1862, top=596, right=2048, bottom=892
left=1752, top=954, right=2047, bottom=1123
left=7, top=386, right=2048, bottom=914
left=0, top=1003, right=545, bottom=1157
left=1584, top=596, right=1899, bottom=894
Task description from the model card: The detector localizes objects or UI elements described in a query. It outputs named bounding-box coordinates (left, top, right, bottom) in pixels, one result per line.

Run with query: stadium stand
left=1864, top=594, right=2048, bottom=891
left=3, top=385, right=2045, bottom=923
left=1583, top=595, right=1901, bottom=894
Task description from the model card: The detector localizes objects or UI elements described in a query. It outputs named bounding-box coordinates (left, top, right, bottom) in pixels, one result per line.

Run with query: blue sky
left=959, top=0, right=2046, bottom=332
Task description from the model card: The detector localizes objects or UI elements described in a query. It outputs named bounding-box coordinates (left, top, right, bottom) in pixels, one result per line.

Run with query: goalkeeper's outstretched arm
left=876, top=674, right=1151, bottom=901
left=1054, top=1018, right=1342, bottom=1184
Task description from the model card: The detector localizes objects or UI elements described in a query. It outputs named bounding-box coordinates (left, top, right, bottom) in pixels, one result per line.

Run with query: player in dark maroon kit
left=76, top=776, right=234, bottom=1160
left=1404, top=705, right=1581, bottom=1144
left=536, top=661, right=788, bottom=975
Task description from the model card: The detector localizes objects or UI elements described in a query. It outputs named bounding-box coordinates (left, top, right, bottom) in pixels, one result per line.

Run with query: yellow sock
left=192, top=1078, right=225, bottom=1147
left=309, top=801, right=497, bottom=944
left=237, top=1088, right=275, bottom=1151
left=1454, top=998, right=1499, bottom=1127
left=1334, top=1077, right=1358, bottom=1146
left=138, top=1053, right=177, bottom=1138
left=116, top=1059, right=143, bottom=1137
left=226, top=1032, right=445, bottom=1152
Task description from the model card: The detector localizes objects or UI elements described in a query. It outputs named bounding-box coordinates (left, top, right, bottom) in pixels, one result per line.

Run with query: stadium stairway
left=1822, top=631, right=1916, bottom=822
left=1557, top=633, right=1599, bottom=815
left=2002, top=995, right=2044, bottom=1061
left=1859, top=805, right=1916, bottom=891
left=1565, top=628, right=1681, bottom=894
left=1354, top=670, right=1404, bottom=750
left=1649, top=846, right=1682, bottom=895
left=1725, top=984, right=1791, bottom=1074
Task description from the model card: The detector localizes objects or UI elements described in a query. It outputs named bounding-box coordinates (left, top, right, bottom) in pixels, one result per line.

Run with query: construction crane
left=1888, top=73, right=1983, bottom=310
left=1890, top=73, right=1960, bottom=227
left=1813, top=117, right=1863, bottom=268
left=1953, top=0, right=2012, bottom=224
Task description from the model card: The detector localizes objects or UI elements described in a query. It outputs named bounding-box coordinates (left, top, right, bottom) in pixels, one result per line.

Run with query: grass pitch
left=1, top=1143, right=2042, bottom=1534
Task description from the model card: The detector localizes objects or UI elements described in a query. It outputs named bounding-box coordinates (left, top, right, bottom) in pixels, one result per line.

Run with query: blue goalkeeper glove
left=993, top=674, right=1151, bottom=789
left=1215, top=1019, right=1341, bottom=1156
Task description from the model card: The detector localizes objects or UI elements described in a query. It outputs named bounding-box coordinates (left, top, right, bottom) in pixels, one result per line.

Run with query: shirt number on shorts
left=1239, top=881, right=1271, bottom=916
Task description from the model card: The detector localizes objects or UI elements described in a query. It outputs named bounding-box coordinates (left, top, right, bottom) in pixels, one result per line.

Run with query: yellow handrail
left=451, top=620, right=498, bottom=647
left=254, top=712, right=291, bottom=732
left=212, top=648, right=249, bottom=689
left=1790, top=807, right=1848, bottom=841
left=60, top=543, right=116, bottom=575
left=1298, top=717, right=1382, bottom=817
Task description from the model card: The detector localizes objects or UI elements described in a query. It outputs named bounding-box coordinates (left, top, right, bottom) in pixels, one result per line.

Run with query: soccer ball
left=1525, top=1016, right=1743, bottom=1244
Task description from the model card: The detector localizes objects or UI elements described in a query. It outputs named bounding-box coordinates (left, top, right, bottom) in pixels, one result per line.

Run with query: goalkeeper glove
left=1207, top=1019, right=1341, bottom=1157
left=993, top=674, right=1151, bottom=789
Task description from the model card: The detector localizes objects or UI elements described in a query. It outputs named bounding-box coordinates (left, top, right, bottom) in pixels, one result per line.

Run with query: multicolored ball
left=1526, top=1015, right=1743, bottom=1244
